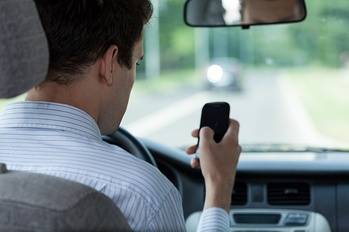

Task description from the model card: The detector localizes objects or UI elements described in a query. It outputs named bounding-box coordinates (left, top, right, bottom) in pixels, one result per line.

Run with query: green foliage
left=158, top=0, right=195, bottom=70
left=289, top=0, right=349, bottom=67
left=148, top=0, right=349, bottom=72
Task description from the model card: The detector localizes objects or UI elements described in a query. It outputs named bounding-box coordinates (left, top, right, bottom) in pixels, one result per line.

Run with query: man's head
left=27, top=0, right=152, bottom=135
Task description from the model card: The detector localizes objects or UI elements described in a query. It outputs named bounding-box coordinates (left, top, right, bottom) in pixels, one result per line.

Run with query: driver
left=0, top=0, right=241, bottom=231
left=241, top=0, right=304, bottom=24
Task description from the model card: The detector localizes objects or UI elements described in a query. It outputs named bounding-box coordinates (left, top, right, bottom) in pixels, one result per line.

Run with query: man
left=242, top=0, right=305, bottom=24
left=0, top=0, right=241, bottom=231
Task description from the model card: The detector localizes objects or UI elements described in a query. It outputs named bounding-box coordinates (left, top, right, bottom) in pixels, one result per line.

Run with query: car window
left=122, top=0, right=349, bottom=149
left=1, top=0, right=349, bottom=149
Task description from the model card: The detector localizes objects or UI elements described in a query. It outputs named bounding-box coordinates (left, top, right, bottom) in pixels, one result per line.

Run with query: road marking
left=278, top=78, right=340, bottom=146
left=125, top=92, right=209, bottom=137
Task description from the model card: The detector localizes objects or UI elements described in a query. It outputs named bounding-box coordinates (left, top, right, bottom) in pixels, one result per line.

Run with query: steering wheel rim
left=103, top=128, right=157, bottom=167
left=103, top=128, right=185, bottom=196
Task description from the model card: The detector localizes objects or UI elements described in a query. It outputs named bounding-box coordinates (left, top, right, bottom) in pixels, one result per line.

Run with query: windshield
left=123, top=0, right=349, bottom=149
left=1, top=0, right=349, bottom=150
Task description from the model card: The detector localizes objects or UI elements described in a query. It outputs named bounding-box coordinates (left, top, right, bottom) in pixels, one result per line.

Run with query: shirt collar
left=0, top=101, right=102, bottom=141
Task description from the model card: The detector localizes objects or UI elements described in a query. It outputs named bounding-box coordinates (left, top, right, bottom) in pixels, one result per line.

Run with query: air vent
left=231, top=182, right=248, bottom=205
left=267, top=183, right=310, bottom=205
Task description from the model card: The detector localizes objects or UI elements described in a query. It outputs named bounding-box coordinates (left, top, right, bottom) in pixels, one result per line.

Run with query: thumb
left=199, top=127, right=214, bottom=145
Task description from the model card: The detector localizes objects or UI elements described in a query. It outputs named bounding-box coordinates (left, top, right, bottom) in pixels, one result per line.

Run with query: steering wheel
left=103, top=128, right=184, bottom=196
left=103, top=128, right=157, bottom=167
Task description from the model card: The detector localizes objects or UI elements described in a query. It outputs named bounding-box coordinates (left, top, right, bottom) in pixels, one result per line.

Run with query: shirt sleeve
left=197, top=208, right=230, bottom=232
left=147, top=185, right=230, bottom=232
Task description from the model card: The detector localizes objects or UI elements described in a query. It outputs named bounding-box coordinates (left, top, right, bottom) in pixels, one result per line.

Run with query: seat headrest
left=0, top=0, right=49, bottom=98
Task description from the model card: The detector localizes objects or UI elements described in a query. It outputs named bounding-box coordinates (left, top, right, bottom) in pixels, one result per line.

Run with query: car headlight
left=207, top=65, right=224, bottom=83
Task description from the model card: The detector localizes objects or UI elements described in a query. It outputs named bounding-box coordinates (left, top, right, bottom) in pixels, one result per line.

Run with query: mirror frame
left=183, top=0, right=308, bottom=29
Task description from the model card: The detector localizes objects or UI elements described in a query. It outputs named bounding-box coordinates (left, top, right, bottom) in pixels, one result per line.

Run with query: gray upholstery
left=0, top=164, right=131, bottom=232
left=0, top=0, right=49, bottom=98
left=0, top=1, right=132, bottom=231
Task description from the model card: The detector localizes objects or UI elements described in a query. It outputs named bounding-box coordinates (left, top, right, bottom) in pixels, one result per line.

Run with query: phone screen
left=200, top=102, right=230, bottom=143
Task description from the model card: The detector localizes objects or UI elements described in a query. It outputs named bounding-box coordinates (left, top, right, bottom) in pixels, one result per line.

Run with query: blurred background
left=2, top=0, right=349, bottom=149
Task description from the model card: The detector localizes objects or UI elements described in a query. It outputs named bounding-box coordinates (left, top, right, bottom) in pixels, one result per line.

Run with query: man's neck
left=26, top=81, right=100, bottom=123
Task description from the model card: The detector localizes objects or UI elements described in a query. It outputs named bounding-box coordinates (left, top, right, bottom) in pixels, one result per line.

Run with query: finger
left=191, top=129, right=199, bottom=138
left=237, top=145, right=242, bottom=154
left=191, top=158, right=201, bottom=169
left=199, top=127, right=214, bottom=146
left=222, top=119, right=240, bottom=144
left=186, top=145, right=198, bottom=155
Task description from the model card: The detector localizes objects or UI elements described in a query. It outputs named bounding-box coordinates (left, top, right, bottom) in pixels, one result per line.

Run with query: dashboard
left=142, top=139, right=349, bottom=232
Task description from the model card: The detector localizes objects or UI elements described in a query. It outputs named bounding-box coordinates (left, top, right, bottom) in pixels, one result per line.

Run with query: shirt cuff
left=197, top=207, right=230, bottom=232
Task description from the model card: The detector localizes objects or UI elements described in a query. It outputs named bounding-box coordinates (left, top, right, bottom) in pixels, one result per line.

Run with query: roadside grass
left=134, top=69, right=199, bottom=94
left=284, top=67, right=349, bottom=144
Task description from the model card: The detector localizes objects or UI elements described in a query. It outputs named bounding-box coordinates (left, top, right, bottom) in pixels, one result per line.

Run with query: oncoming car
left=204, top=58, right=243, bottom=91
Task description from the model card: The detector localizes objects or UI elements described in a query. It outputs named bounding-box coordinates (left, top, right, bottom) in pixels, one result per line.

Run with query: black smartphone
left=197, top=102, right=230, bottom=147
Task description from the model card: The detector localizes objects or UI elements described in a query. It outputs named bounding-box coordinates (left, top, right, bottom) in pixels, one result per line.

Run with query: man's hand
left=186, top=119, right=241, bottom=212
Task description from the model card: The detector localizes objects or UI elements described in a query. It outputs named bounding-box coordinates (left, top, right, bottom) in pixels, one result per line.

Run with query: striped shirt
left=0, top=101, right=229, bottom=231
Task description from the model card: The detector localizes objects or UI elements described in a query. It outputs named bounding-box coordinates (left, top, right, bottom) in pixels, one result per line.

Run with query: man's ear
left=99, top=45, right=118, bottom=86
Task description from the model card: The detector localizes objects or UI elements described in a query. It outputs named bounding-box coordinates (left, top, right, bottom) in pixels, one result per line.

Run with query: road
left=122, top=75, right=330, bottom=148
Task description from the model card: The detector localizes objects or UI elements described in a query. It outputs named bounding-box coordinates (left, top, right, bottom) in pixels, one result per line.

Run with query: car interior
left=1, top=0, right=349, bottom=231
left=0, top=1, right=131, bottom=231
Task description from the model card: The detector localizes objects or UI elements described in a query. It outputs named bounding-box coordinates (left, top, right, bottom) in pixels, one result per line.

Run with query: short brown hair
left=34, top=0, right=153, bottom=83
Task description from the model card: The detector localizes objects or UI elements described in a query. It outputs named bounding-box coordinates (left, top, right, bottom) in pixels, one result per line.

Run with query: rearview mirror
left=184, top=0, right=307, bottom=29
